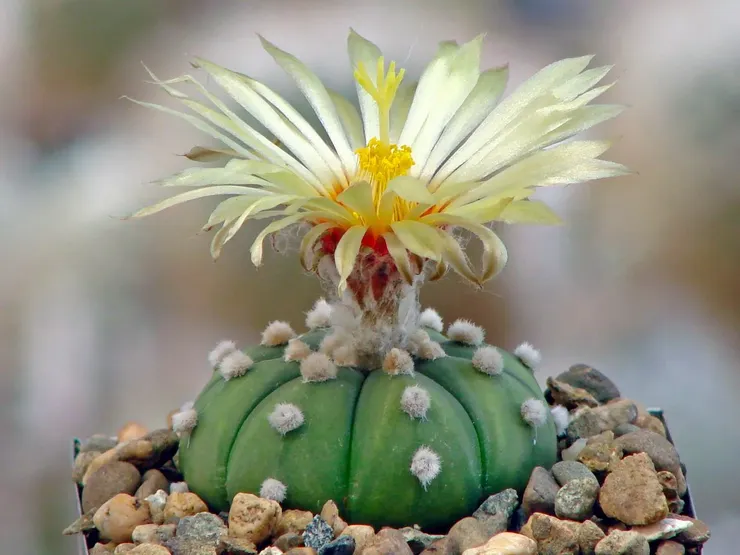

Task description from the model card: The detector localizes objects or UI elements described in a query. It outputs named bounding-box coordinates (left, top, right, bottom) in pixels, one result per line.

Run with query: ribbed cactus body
left=178, top=325, right=556, bottom=531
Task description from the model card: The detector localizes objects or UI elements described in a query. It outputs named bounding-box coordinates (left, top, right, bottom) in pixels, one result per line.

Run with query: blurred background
left=1, top=0, right=739, bottom=553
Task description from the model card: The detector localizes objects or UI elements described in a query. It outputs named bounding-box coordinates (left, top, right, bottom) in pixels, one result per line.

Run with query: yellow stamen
left=354, top=56, right=405, bottom=144
left=356, top=138, right=415, bottom=205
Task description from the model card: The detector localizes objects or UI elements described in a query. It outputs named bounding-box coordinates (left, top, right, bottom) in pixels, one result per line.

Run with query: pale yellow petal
left=382, top=232, right=414, bottom=284
left=328, top=89, right=365, bottom=150
left=390, top=221, right=443, bottom=261
left=337, top=181, right=376, bottom=224
left=385, top=176, right=435, bottom=204
left=129, top=186, right=268, bottom=219
left=300, top=222, right=335, bottom=271
left=498, top=200, right=563, bottom=225
left=347, top=28, right=382, bottom=141
left=335, top=225, right=368, bottom=292
left=250, top=214, right=306, bottom=266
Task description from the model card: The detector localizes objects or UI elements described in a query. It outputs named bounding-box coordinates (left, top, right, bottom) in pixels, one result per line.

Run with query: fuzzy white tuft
left=514, top=342, right=541, bottom=369
left=472, top=346, right=505, bottom=376
left=418, top=340, right=446, bottom=361
left=383, top=348, right=414, bottom=375
left=407, top=329, right=430, bottom=356
left=179, top=400, right=194, bottom=413
left=208, top=340, right=237, bottom=368
left=169, top=481, right=189, bottom=494
left=401, top=386, right=431, bottom=419
left=305, top=298, right=333, bottom=330
left=410, top=445, right=441, bottom=490
left=268, top=403, right=305, bottom=435
left=447, top=319, right=485, bottom=346
left=419, top=308, right=444, bottom=333
left=283, top=338, right=312, bottom=362
left=318, top=331, right=347, bottom=357
left=521, top=398, right=549, bottom=428
left=259, top=478, right=287, bottom=503
left=171, top=408, right=198, bottom=436
left=300, top=352, right=339, bottom=382
left=550, top=404, right=570, bottom=437
left=261, top=321, right=297, bottom=346
left=332, top=344, right=359, bottom=367
left=219, top=350, right=253, bottom=380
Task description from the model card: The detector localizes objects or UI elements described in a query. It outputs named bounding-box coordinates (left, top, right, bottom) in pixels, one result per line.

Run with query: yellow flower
left=129, top=29, right=628, bottom=292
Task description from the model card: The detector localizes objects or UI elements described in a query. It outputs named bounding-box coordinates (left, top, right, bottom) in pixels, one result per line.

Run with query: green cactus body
left=177, top=323, right=556, bottom=532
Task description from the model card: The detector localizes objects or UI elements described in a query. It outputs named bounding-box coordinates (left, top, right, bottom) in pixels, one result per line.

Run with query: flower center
left=356, top=138, right=414, bottom=202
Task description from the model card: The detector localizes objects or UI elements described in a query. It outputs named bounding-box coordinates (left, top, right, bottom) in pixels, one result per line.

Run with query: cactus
left=177, top=311, right=556, bottom=531
left=129, top=28, right=626, bottom=530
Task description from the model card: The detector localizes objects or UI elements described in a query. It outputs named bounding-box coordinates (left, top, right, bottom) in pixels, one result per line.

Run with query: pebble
left=447, top=516, right=492, bottom=553
left=578, top=520, right=605, bottom=555
left=114, top=544, right=136, bottom=554
left=554, top=478, right=599, bottom=521
left=229, top=493, right=282, bottom=545
left=136, top=470, right=170, bottom=500
left=615, top=430, right=686, bottom=495
left=218, top=535, right=258, bottom=554
left=461, top=532, right=536, bottom=554
left=274, top=533, right=304, bottom=552
left=418, top=537, right=447, bottom=554
left=276, top=510, right=314, bottom=537
left=594, top=530, right=649, bottom=554
left=119, top=422, right=150, bottom=443
left=166, top=512, right=228, bottom=555
left=132, top=523, right=176, bottom=544
left=555, top=364, right=621, bottom=403
left=258, top=548, right=284, bottom=555
left=577, top=439, right=623, bottom=473
left=145, top=489, right=168, bottom=525
left=93, top=493, right=152, bottom=544
left=567, top=400, right=638, bottom=440
left=551, top=461, right=598, bottom=487
left=302, top=516, right=334, bottom=550
left=83, top=461, right=142, bottom=513
left=359, top=528, right=413, bottom=555
left=74, top=451, right=102, bottom=484
left=398, top=527, right=444, bottom=553
left=319, top=501, right=347, bottom=537
left=286, top=549, right=317, bottom=555
left=472, top=488, right=519, bottom=535
left=599, top=453, right=668, bottom=525
left=631, top=517, right=693, bottom=542
left=520, top=512, right=579, bottom=554
left=339, top=524, right=375, bottom=552
left=80, top=434, right=119, bottom=454
left=656, top=540, right=686, bottom=554
left=521, top=467, right=560, bottom=517
left=546, top=377, right=599, bottom=409
left=670, top=514, right=711, bottom=545
left=633, top=412, right=667, bottom=437
left=613, top=424, right=641, bottom=437
left=62, top=508, right=97, bottom=535
left=129, top=545, right=172, bottom=555
left=90, top=543, right=116, bottom=554
left=317, top=534, right=355, bottom=555
left=163, top=492, right=209, bottom=523
left=561, top=439, right=587, bottom=461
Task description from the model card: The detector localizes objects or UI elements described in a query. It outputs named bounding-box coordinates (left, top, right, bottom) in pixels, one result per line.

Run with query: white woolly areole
left=472, top=346, right=505, bottom=376
left=219, top=350, right=253, bottom=380
left=261, top=321, right=297, bottom=346
left=179, top=400, right=194, bottom=412
left=514, top=342, right=541, bottom=369
left=300, top=352, right=339, bottom=382
left=305, top=298, right=333, bottom=330
left=410, top=445, right=441, bottom=490
left=259, top=478, right=287, bottom=503
left=401, top=386, right=431, bottom=419
left=318, top=331, right=347, bottom=357
left=268, top=403, right=305, bottom=435
left=172, top=408, right=198, bottom=435
left=208, top=340, right=236, bottom=368
left=283, top=339, right=312, bottom=362
left=521, top=398, right=549, bottom=428
left=447, top=319, right=485, bottom=346
left=169, top=481, right=189, bottom=494
left=407, top=329, right=430, bottom=356
left=383, top=348, right=414, bottom=375
left=419, top=308, right=444, bottom=333
left=551, top=404, right=570, bottom=436
left=417, top=340, right=446, bottom=361
left=332, top=344, right=359, bottom=367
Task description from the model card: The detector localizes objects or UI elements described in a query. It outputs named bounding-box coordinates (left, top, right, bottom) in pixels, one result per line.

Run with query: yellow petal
left=334, top=225, right=368, bottom=292
left=130, top=186, right=268, bottom=219
left=300, top=222, right=335, bottom=271
left=390, top=221, right=443, bottom=261
left=382, top=232, right=414, bottom=284
left=337, top=181, right=376, bottom=224
left=385, top=176, right=435, bottom=204
left=429, top=260, right=448, bottom=281
left=499, top=200, right=563, bottom=225
left=250, top=214, right=305, bottom=266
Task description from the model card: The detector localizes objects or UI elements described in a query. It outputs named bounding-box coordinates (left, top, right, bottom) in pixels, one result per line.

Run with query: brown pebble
left=285, top=549, right=317, bottom=555
left=360, top=528, right=413, bottom=555
left=136, top=470, right=170, bottom=500
left=319, top=499, right=347, bottom=537
left=228, top=492, right=282, bottom=545
left=461, top=532, right=536, bottom=554
left=90, top=543, right=116, bottom=554
left=599, top=453, right=668, bottom=526
left=93, top=493, right=152, bottom=544
left=275, top=509, right=313, bottom=536
left=129, top=545, right=171, bottom=555
left=73, top=451, right=102, bottom=484
left=578, top=520, right=606, bottom=555
left=339, top=524, right=375, bottom=552
left=163, top=492, right=208, bottom=523
left=118, top=422, right=149, bottom=443
left=83, top=461, right=142, bottom=513
left=657, top=540, right=686, bottom=554
left=274, top=532, right=304, bottom=551
left=447, top=516, right=492, bottom=553
left=114, top=544, right=136, bottom=554
left=670, top=514, right=711, bottom=545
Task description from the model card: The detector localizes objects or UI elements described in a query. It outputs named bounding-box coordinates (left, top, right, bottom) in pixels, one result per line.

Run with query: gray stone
left=317, top=534, right=355, bottom=555
left=522, top=467, right=560, bottom=517
left=176, top=512, right=227, bottom=544
left=398, top=527, right=444, bottom=554
left=613, top=423, right=641, bottom=437
left=561, top=438, right=588, bottom=461
left=217, top=536, right=258, bottom=554
left=551, top=461, right=598, bottom=487
left=446, top=517, right=491, bottom=553
left=556, top=364, right=621, bottom=403
left=80, top=434, right=118, bottom=453
left=554, top=478, right=599, bottom=521
left=595, top=530, right=649, bottom=554
left=273, top=532, right=303, bottom=552
left=472, top=488, right=518, bottom=535
left=567, top=401, right=637, bottom=441
left=303, top=515, right=334, bottom=550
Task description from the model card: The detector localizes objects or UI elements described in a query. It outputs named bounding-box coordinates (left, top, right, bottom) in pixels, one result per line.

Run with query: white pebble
left=169, top=481, right=189, bottom=494
left=419, top=308, right=444, bottom=333
left=401, top=386, right=431, bottom=419
left=447, top=319, right=485, bottom=346
left=300, top=352, right=338, bottom=382
left=514, top=342, right=541, bottom=370
left=268, top=403, right=305, bottom=435
left=259, top=478, right=287, bottom=503
left=472, top=346, right=504, bottom=376
left=261, top=321, right=296, bottom=346
left=410, top=446, right=441, bottom=490
left=208, top=340, right=236, bottom=368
